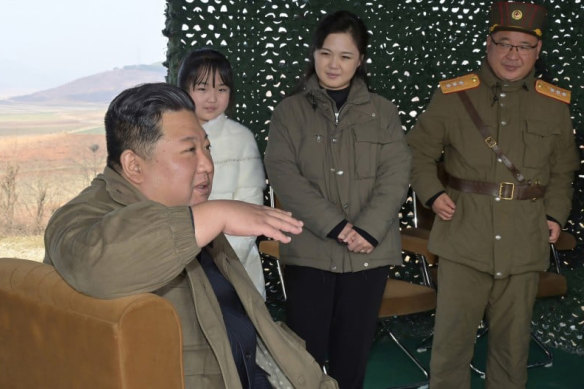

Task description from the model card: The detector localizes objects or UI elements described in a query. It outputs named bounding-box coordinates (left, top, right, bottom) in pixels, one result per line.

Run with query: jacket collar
left=480, top=60, right=536, bottom=93
left=303, top=75, right=371, bottom=106
left=202, top=113, right=227, bottom=134
left=101, top=166, right=149, bottom=206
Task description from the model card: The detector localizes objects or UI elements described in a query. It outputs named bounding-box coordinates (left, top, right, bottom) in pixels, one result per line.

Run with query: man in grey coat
left=44, top=83, right=337, bottom=389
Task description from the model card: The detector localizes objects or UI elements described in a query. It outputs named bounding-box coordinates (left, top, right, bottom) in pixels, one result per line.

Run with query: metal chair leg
left=469, top=360, right=486, bottom=379
left=550, top=243, right=562, bottom=274
left=470, top=323, right=488, bottom=379
left=378, top=324, right=430, bottom=388
left=470, top=326, right=554, bottom=379
left=387, top=330, right=429, bottom=379
left=275, top=259, right=287, bottom=301
left=527, top=331, right=553, bottom=368
left=415, top=254, right=434, bottom=289
left=415, top=333, right=433, bottom=353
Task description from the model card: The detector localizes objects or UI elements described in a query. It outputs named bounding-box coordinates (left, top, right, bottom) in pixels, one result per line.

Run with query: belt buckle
left=499, top=182, right=514, bottom=200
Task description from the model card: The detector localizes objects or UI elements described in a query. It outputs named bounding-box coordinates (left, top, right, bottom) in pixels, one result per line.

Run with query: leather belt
left=446, top=174, right=546, bottom=200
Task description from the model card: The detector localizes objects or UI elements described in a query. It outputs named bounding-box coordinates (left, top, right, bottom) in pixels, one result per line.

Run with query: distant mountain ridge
left=4, top=63, right=167, bottom=105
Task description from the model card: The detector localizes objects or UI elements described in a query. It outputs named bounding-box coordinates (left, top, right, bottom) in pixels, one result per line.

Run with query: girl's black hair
left=176, top=48, right=235, bottom=109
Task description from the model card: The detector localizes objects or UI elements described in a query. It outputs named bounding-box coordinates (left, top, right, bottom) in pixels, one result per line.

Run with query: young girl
left=178, top=48, right=267, bottom=298
left=265, top=10, right=411, bottom=388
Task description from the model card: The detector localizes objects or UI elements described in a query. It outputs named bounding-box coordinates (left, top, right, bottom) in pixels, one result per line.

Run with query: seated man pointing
left=44, top=83, right=337, bottom=389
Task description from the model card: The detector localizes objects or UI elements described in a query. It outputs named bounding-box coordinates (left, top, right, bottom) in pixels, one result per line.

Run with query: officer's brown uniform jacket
left=407, top=63, right=579, bottom=277
left=44, top=167, right=338, bottom=389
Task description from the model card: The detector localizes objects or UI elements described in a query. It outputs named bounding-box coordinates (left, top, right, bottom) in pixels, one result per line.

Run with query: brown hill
left=6, top=64, right=167, bottom=105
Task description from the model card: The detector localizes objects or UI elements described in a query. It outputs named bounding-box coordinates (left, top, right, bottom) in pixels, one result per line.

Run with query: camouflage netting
left=163, top=0, right=584, bottom=354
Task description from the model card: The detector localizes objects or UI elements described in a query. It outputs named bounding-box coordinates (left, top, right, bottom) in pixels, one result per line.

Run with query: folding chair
left=376, top=264, right=437, bottom=388
left=259, top=239, right=286, bottom=301
left=374, top=190, right=438, bottom=388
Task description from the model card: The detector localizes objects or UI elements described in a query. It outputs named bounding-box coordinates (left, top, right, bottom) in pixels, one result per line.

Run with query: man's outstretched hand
left=192, top=200, right=303, bottom=247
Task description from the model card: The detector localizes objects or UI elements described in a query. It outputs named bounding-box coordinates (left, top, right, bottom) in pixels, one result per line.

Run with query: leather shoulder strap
left=458, top=91, right=525, bottom=183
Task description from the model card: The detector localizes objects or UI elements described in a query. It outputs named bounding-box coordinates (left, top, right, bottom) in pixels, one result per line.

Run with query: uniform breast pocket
left=523, top=119, right=559, bottom=168
left=352, top=122, right=392, bottom=179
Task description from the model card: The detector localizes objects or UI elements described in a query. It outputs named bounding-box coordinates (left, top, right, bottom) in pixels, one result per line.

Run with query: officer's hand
left=432, top=193, right=456, bottom=221
left=547, top=220, right=561, bottom=243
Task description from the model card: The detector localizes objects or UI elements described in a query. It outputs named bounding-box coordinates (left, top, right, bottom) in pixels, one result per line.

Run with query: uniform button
left=495, top=235, right=501, bottom=240
left=499, top=102, right=505, bottom=108
left=331, top=265, right=337, bottom=271
left=343, top=203, right=349, bottom=209
left=497, top=158, right=503, bottom=163
left=364, top=262, right=369, bottom=267
left=330, top=168, right=336, bottom=173
left=332, top=137, right=337, bottom=143
left=500, top=121, right=507, bottom=126
left=336, top=170, right=344, bottom=176
left=500, top=93, right=506, bottom=98
left=495, top=271, right=503, bottom=278
left=245, top=352, right=252, bottom=359
left=495, top=197, right=501, bottom=202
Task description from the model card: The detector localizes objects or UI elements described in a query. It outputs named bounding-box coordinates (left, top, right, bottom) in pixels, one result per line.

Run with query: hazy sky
left=0, top=0, right=167, bottom=98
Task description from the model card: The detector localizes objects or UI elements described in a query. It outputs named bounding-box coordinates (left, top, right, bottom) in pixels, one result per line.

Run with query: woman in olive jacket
left=264, top=10, right=411, bottom=389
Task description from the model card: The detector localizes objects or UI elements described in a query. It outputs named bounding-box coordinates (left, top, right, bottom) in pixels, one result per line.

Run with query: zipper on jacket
left=329, top=102, right=347, bottom=215
left=334, top=103, right=349, bottom=127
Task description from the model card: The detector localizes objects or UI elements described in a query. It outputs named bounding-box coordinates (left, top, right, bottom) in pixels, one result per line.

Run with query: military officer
left=407, top=1, right=579, bottom=388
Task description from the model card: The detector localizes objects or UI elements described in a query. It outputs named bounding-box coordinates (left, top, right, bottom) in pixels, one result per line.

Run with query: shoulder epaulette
left=535, top=79, right=571, bottom=104
left=439, top=74, right=480, bottom=94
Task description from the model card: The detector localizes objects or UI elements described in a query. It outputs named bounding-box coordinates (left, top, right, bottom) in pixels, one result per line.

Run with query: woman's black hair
left=302, top=10, right=370, bottom=87
left=176, top=48, right=235, bottom=109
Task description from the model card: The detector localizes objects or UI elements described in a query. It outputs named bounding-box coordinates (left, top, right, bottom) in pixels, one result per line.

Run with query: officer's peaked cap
left=489, top=1, right=547, bottom=38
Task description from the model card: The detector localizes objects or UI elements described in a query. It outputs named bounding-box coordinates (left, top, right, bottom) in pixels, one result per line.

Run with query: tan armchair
left=0, top=257, right=184, bottom=389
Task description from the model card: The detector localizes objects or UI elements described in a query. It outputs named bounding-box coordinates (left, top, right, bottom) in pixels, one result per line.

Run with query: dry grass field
left=0, top=103, right=107, bottom=261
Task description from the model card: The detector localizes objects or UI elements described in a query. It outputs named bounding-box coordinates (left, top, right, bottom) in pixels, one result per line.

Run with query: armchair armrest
left=0, top=258, right=184, bottom=389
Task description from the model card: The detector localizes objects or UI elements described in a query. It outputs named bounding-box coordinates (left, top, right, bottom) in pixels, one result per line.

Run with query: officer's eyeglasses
left=490, top=35, right=538, bottom=55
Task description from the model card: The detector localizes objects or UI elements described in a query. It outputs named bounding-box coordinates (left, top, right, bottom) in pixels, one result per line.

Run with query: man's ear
left=536, top=39, right=543, bottom=59
left=120, top=149, right=144, bottom=184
